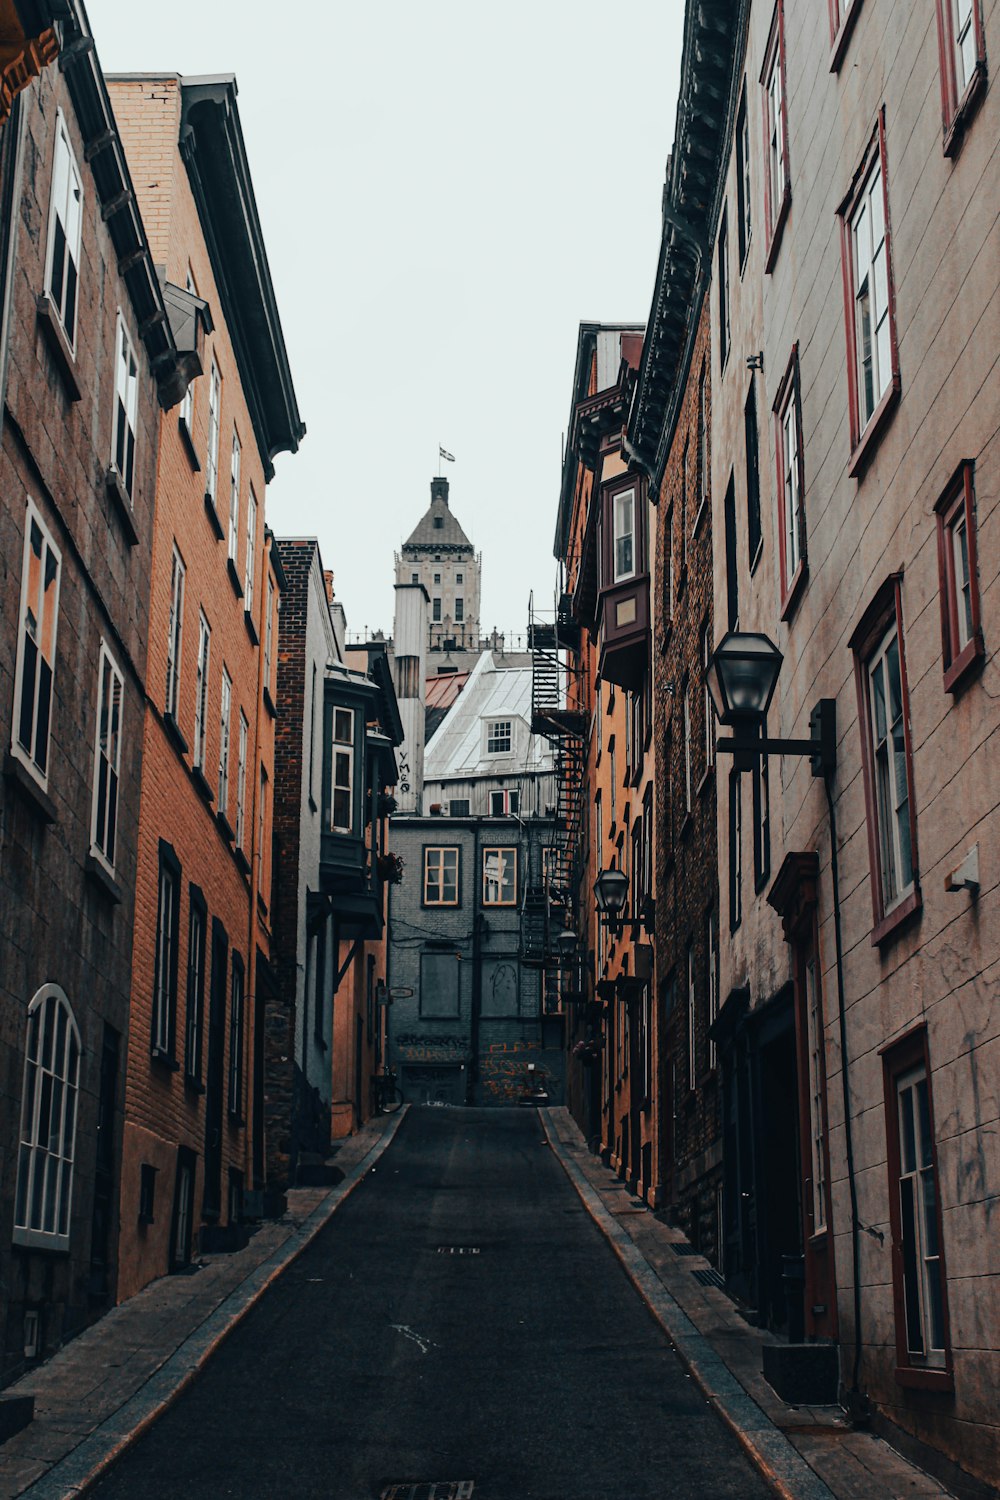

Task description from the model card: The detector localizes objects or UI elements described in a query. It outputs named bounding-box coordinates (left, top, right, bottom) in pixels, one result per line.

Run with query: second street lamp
left=708, top=629, right=836, bottom=776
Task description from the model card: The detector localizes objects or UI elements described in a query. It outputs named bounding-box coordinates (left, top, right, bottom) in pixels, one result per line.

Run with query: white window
left=217, top=668, right=232, bottom=814
left=486, top=719, right=512, bottom=755
left=179, top=269, right=197, bottom=432
left=424, top=846, right=460, bottom=905
left=228, top=431, right=241, bottom=563
left=682, top=681, right=692, bottom=813
left=13, top=985, right=81, bottom=1250
left=894, top=1063, right=946, bottom=1365
left=850, top=159, right=892, bottom=428
left=866, top=620, right=915, bottom=911
left=184, top=901, right=205, bottom=1082
left=152, top=852, right=179, bottom=1056
left=687, top=941, right=696, bottom=1092
left=206, top=359, right=221, bottom=502
left=165, top=546, right=185, bottom=720
left=256, top=765, right=268, bottom=899
left=805, top=956, right=827, bottom=1233
left=781, top=384, right=802, bottom=581
left=702, top=624, right=715, bottom=772
left=91, top=642, right=124, bottom=872
left=764, top=21, right=789, bottom=236
left=45, top=111, right=83, bottom=347
left=235, top=712, right=248, bottom=849
left=193, top=613, right=211, bottom=771
left=613, top=488, right=635, bottom=582
left=953, top=0, right=978, bottom=92
left=707, top=911, right=719, bottom=1071
left=13, top=501, right=62, bottom=784
left=112, top=314, right=139, bottom=500
left=263, top=576, right=274, bottom=696
left=244, top=486, right=257, bottom=612
left=483, top=846, right=517, bottom=906
left=331, top=706, right=355, bottom=833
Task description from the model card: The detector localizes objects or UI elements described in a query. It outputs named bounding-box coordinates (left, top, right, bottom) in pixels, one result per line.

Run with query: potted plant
left=377, top=851, right=405, bottom=885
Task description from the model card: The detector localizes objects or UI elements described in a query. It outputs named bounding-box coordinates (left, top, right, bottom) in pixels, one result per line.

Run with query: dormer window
left=331, top=707, right=355, bottom=833
left=614, top=489, right=636, bottom=582
left=486, top=719, right=512, bottom=755
left=434, top=516, right=443, bottom=529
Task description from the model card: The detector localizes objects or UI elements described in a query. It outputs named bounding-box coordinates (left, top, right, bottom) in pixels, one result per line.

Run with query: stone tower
left=394, top=476, right=482, bottom=667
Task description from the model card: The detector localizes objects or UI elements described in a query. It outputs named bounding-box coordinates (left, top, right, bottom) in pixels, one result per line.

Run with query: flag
left=439, top=446, right=456, bottom=462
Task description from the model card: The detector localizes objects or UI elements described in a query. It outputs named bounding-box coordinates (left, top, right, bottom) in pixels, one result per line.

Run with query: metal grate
left=381, top=1485, right=475, bottom=1500
left=692, top=1267, right=725, bottom=1288
left=669, top=1242, right=699, bottom=1257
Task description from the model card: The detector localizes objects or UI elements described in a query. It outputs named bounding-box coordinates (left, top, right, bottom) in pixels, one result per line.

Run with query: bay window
left=613, top=488, right=635, bottom=582
left=331, top=707, right=355, bottom=833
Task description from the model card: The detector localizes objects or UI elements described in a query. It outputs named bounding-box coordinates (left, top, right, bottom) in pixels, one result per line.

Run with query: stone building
left=395, top=475, right=482, bottom=669
left=106, top=72, right=303, bottom=1297
left=0, top=6, right=191, bottom=1378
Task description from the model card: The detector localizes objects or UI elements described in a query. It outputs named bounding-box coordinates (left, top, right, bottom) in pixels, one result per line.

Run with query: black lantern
left=593, top=867, right=629, bottom=922
left=555, top=926, right=578, bottom=962
left=706, top=631, right=783, bottom=727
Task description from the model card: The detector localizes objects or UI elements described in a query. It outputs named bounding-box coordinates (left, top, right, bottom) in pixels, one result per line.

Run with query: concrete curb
left=20, top=1107, right=410, bottom=1500
left=539, top=1109, right=836, bottom=1500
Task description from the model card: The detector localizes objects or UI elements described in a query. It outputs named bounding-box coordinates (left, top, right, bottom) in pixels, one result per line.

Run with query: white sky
left=86, top=0, right=683, bottom=641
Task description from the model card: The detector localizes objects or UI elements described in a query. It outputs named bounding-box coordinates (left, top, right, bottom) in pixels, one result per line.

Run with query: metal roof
left=424, top=651, right=554, bottom=780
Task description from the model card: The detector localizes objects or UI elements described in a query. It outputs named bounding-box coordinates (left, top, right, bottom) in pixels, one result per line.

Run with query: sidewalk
left=0, top=1109, right=407, bottom=1500
left=541, top=1106, right=957, bottom=1500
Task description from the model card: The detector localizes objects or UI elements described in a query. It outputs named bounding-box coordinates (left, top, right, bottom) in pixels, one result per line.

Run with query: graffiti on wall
left=478, top=1037, right=541, bottom=1100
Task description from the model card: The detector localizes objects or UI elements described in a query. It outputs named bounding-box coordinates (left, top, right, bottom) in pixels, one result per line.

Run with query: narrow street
left=91, top=1109, right=769, bottom=1500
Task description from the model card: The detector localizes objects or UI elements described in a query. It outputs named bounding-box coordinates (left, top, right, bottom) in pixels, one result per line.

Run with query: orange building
left=107, top=74, right=303, bottom=1295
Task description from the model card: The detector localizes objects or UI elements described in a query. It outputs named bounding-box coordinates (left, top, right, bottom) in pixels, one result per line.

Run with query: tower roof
left=402, top=476, right=474, bottom=552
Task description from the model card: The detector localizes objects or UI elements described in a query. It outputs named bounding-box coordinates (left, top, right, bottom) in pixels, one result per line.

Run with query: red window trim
left=935, top=459, right=985, bottom=693
left=837, top=110, right=901, bottom=476
left=829, top=0, right=864, bottom=72
left=760, top=2, right=791, bottom=274
left=880, top=1025, right=954, bottom=1391
left=935, top=0, right=988, bottom=154
left=848, top=574, right=922, bottom=945
left=773, top=343, right=808, bottom=620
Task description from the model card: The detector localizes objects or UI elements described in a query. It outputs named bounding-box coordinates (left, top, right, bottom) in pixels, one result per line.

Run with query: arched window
left=13, top=985, right=81, bottom=1250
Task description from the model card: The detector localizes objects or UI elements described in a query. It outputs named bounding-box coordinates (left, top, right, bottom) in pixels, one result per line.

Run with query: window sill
left=184, top=1074, right=205, bottom=1096
left=85, top=851, right=122, bottom=904
left=35, top=293, right=81, bottom=401
left=203, top=491, right=225, bottom=540
left=894, top=1365, right=954, bottom=1393
left=150, top=1047, right=180, bottom=1073
left=943, top=62, right=986, bottom=157
left=5, top=749, right=58, bottom=822
left=780, top=558, right=809, bottom=623
left=829, top=0, right=863, bottom=71
left=226, top=556, right=244, bottom=601
left=693, top=497, right=709, bottom=540
left=105, top=467, right=139, bottom=547
left=871, top=885, right=922, bottom=947
left=943, top=632, right=985, bottom=694
left=216, top=810, right=235, bottom=844
left=262, top=686, right=276, bottom=719
left=764, top=187, right=791, bottom=274
left=163, top=711, right=189, bottom=759
left=191, top=765, right=215, bottom=806
left=12, top=1227, right=70, bottom=1254
left=178, top=416, right=201, bottom=472
left=243, top=609, right=259, bottom=646
left=849, top=380, right=900, bottom=478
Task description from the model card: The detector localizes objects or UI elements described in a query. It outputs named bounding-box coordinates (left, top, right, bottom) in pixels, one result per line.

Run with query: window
left=829, top=0, right=864, bottom=66
left=486, top=719, right=512, bottom=755
left=682, top=679, right=692, bottom=815
left=595, top=792, right=603, bottom=867
left=244, top=487, right=257, bottom=612
left=424, top=846, right=460, bottom=905
left=13, top=501, right=61, bottom=785
left=935, top=460, right=984, bottom=691
left=112, top=314, right=138, bottom=500
left=228, top=431, right=241, bottom=563
left=609, top=739, right=616, bottom=825
left=745, top=381, right=761, bottom=568
left=702, top=623, right=715, bottom=775
left=432, top=597, right=442, bottom=623
left=707, top=911, right=719, bottom=1070
left=850, top=577, right=920, bottom=940
left=663, top=504, right=674, bottom=628
left=185, top=888, right=206, bottom=1084
left=91, top=642, right=124, bottom=871
left=235, top=713, right=248, bottom=850
left=13, top=985, right=80, bottom=1249
left=729, top=770, right=742, bottom=931
left=936, top=0, right=987, bottom=148
left=761, top=2, right=791, bottom=269
left=152, top=841, right=180, bottom=1059
left=256, top=765, right=268, bottom=902
left=456, top=572, right=463, bottom=584
left=206, top=359, right=221, bottom=503
left=179, top=269, right=196, bottom=432
left=308, top=663, right=317, bottom=806
left=680, top=444, right=689, bottom=577
left=613, top=488, right=635, bottom=582
left=489, top=788, right=520, bottom=816
left=217, top=669, right=232, bottom=816
left=882, top=1032, right=951, bottom=1384
left=774, top=346, right=806, bottom=615
left=331, top=706, right=355, bottom=833
left=724, top=474, right=739, bottom=632
left=411, top=572, right=419, bottom=584
left=753, top=726, right=771, bottom=889
left=193, top=613, right=211, bottom=772
left=839, top=116, right=899, bottom=467
left=455, top=597, right=464, bottom=623
left=228, top=952, right=244, bottom=1120
left=687, top=941, right=696, bottom=1092
left=433, top=573, right=441, bottom=585
left=263, top=576, right=275, bottom=698
left=697, top=366, right=709, bottom=513
left=718, top=208, right=730, bottom=370
left=482, top=846, right=517, bottom=906
left=804, top=956, right=827, bottom=1234
left=736, top=90, right=752, bottom=265
left=165, top=546, right=185, bottom=720
left=45, top=111, right=82, bottom=346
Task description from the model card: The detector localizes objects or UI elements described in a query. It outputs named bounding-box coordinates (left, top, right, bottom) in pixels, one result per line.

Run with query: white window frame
left=486, top=719, right=512, bottom=755
left=424, top=846, right=459, bottom=906
left=228, top=430, right=241, bottom=564
left=165, top=545, right=185, bottom=720
left=805, top=956, right=828, bottom=1233
left=331, top=706, right=355, bottom=834
left=13, top=499, right=62, bottom=788
left=13, top=985, right=81, bottom=1250
left=256, top=765, right=268, bottom=899
left=90, top=640, right=124, bottom=874
left=263, top=576, right=274, bottom=697
left=244, top=486, right=257, bottom=612
left=193, top=612, right=211, bottom=771
left=613, top=487, right=636, bottom=583
left=217, top=668, right=232, bottom=815
left=206, top=359, right=221, bottom=503
left=866, top=620, right=915, bottom=913
left=184, top=901, right=205, bottom=1082
left=45, top=110, right=83, bottom=349
left=781, top=381, right=802, bottom=581
left=482, top=846, right=518, bottom=906
left=152, top=855, right=178, bottom=1057
left=850, top=156, right=892, bottom=430
left=895, top=1063, right=947, bottom=1366
left=179, top=268, right=197, bottom=432
left=235, top=712, right=248, bottom=850
left=111, top=312, right=139, bottom=501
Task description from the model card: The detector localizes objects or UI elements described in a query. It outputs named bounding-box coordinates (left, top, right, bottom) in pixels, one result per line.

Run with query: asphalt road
left=93, top=1108, right=770, bottom=1500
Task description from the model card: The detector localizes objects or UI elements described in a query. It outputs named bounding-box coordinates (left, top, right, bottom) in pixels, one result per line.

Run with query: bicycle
left=372, top=1065, right=403, bottom=1114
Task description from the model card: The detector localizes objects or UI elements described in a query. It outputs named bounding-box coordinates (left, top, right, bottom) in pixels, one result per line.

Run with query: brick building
left=106, top=73, right=303, bottom=1296
left=0, top=6, right=191, bottom=1378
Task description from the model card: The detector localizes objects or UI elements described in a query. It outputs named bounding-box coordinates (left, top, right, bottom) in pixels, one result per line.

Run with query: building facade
left=0, top=7, right=190, bottom=1378
left=106, top=72, right=303, bottom=1297
left=395, top=475, right=483, bottom=668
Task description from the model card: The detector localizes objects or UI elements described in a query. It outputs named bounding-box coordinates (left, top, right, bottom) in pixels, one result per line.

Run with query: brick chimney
left=323, top=569, right=335, bottom=604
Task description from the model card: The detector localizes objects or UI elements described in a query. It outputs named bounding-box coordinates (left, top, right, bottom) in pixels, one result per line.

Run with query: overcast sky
left=87, top=0, right=683, bottom=641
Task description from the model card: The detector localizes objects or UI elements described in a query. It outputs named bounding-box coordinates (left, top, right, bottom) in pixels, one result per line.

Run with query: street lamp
left=555, top=926, right=578, bottom=964
left=593, top=866, right=629, bottom=924
left=708, top=630, right=836, bottom=776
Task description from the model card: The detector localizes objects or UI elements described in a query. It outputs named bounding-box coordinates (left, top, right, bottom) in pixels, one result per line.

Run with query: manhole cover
left=670, top=1242, right=699, bottom=1256
left=437, top=1246, right=480, bottom=1255
left=692, top=1267, right=725, bottom=1288
left=381, top=1485, right=475, bottom=1499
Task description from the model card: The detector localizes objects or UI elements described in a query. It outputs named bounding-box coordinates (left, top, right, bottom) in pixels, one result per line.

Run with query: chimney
left=430, top=476, right=449, bottom=507
left=323, top=570, right=335, bottom=604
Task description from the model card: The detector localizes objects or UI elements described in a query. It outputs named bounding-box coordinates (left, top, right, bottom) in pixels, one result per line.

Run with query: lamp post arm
left=716, top=734, right=818, bottom=759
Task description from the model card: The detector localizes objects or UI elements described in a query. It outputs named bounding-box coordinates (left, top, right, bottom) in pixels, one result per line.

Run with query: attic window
left=486, top=720, right=512, bottom=755
left=434, top=516, right=444, bottom=529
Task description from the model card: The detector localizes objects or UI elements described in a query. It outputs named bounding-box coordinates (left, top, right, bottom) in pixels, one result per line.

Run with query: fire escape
left=521, top=589, right=587, bottom=988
